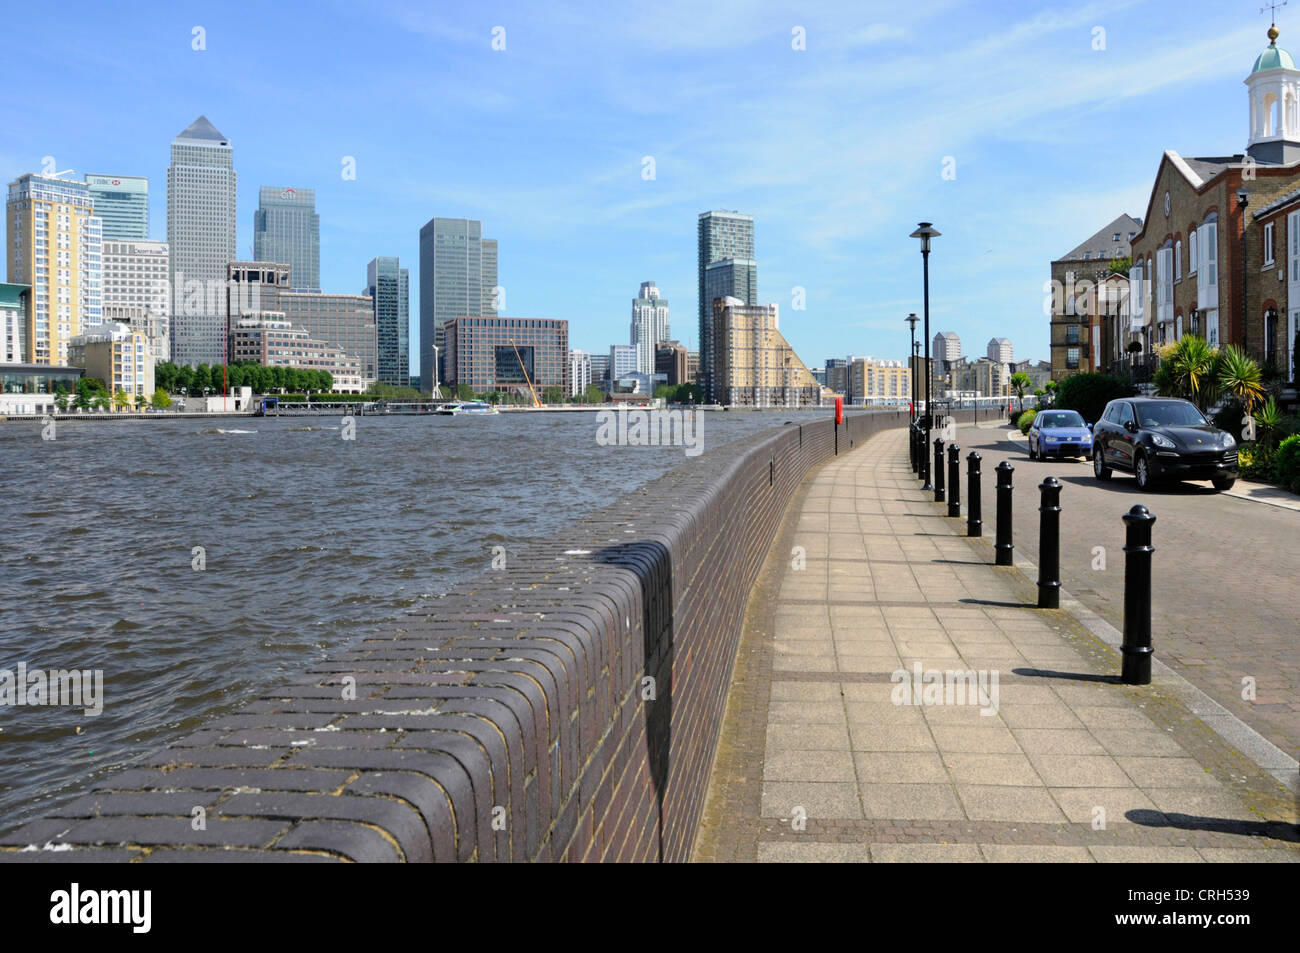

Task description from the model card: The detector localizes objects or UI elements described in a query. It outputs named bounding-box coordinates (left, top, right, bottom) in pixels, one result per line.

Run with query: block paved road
left=949, top=421, right=1299, bottom=757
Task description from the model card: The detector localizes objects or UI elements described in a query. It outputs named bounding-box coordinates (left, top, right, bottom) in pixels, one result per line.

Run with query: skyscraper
left=84, top=174, right=148, bottom=240
left=481, top=239, right=498, bottom=315
left=254, top=187, right=320, bottom=292
left=631, top=281, right=670, bottom=375
left=698, top=211, right=755, bottom=402
left=167, top=115, right=236, bottom=367
left=417, top=217, right=496, bottom=393
left=367, top=256, right=410, bottom=387
left=5, top=174, right=102, bottom=364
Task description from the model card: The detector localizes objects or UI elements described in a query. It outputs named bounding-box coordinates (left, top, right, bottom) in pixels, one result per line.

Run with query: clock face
left=1164, top=192, right=1171, bottom=217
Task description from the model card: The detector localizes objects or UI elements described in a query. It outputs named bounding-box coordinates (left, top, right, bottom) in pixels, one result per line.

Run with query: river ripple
left=0, top=408, right=844, bottom=834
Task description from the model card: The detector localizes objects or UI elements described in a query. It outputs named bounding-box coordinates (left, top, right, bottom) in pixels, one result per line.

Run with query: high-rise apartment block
left=367, top=257, right=409, bottom=387
left=569, top=348, right=592, bottom=396
left=84, top=174, right=148, bottom=240
left=5, top=174, right=102, bottom=365
left=631, top=281, right=670, bottom=375
left=698, top=211, right=756, bottom=402
left=254, top=187, right=320, bottom=292
left=418, top=217, right=497, bottom=393
left=168, top=116, right=236, bottom=367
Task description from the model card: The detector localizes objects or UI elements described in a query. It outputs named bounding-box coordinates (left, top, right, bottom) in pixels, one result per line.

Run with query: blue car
left=1027, top=409, right=1093, bottom=460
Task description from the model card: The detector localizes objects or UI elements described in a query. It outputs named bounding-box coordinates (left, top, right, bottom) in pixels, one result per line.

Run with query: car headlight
left=1151, top=433, right=1176, bottom=449
left=1044, top=435, right=1058, bottom=442
left=1222, top=432, right=1236, bottom=448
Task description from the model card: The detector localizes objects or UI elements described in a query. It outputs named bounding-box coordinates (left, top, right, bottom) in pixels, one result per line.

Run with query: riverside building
left=710, top=296, right=823, bottom=408
left=443, top=316, right=568, bottom=396
left=168, top=116, right=236, bottom=367
left=5, top=173, right=102, bottom=365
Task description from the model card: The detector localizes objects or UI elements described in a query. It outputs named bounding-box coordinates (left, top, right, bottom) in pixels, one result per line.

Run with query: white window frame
left=1265, top=221, right=1276, bottom=266
left=1175, top=240, right=1182, bottom=280
left=1189, top=230, right=1197, bottom=274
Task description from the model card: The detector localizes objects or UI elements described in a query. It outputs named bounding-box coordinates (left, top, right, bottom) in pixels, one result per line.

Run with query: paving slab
left=694, top=426, right=1300, bottom=863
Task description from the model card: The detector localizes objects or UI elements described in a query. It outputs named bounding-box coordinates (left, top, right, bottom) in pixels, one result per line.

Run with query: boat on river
left=436, top=400, right=499, bottom=416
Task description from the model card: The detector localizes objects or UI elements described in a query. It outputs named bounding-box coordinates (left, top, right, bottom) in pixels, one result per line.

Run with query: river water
left=0, top=408, right=843, bottom=834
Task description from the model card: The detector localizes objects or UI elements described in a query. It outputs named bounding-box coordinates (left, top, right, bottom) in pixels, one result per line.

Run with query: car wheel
left=1212, top=474, right=1236, bottom=492
left=1028, top=440, right=1036, bottom=460
left=1135, top=453, right=1154, bottom=490
left=1093, top=447, right=1112, bottom=480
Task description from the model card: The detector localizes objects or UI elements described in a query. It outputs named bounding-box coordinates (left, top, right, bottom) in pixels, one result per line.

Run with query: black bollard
left=933, top=437, right=945, bottom=502
left=947, top=443, right=961, bottom=517
left=910, top=425, right=918, bottom=472
left=967, top=451, right=982, bottom=537
left=994, top=461, right=1014, bottom=566
left=1120, top=505, right=1157, bottom=685
left=1036, top=476, right=1062, bottom=608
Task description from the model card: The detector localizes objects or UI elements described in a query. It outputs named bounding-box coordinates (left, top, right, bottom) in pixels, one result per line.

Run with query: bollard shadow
left=959, top=597, right=1037, bottom=609
left=931, top=558, right=991, bottom=566
left=595, top=539, right=673, bottom=862
left=1013, top=667, right=1123, bottom=684
left=1054, top=473, right=1221, bottom=496
left=1126, top=809, right=1300, bottom=842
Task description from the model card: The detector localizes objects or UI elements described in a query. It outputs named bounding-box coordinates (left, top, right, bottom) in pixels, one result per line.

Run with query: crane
left=509, top=339, right=541, bottom=408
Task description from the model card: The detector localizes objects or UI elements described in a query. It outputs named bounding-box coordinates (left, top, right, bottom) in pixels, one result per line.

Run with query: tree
left=1154, top=335, right=1219, bottom=410
left=542, top=386, right=565, bottom=404
left=1215, top=344, right=1265, bottom=415
left=1054, top=372, right=1138, bottom=425
left=583, top=384, right=604, bottom=404
left=113, top=388, right=132, bottom=412
left=151, top=388, right=172, bottom=409
left=54, top=386, right=69, bottom=412
left=1009, top=372, right=1032, bottom=413
left=1043, top=380, right=1058, bottom=408
left=455, top=383, right=475, bottom=400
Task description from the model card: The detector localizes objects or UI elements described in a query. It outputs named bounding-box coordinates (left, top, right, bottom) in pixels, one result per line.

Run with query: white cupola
left=1246, top=24, right=1300, bottom=164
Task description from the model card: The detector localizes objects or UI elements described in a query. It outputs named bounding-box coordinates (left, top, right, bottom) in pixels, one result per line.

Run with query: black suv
left=1092, top=397, right=1238, bottom=491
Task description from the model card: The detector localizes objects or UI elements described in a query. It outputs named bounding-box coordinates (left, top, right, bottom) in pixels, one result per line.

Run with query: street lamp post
left=905, top=313, right=919, bottom=421
left=911, top=223, right=941, bottom=490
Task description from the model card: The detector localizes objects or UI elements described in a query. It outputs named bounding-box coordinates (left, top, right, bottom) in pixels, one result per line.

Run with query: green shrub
left=1237, top=444, right=1277, bottom=482
left=1054, top=373, right=1137, bottom=425
left=1276, top=434, right=1300, bottom=486
left=1017, top=409, right=1038, bottom=434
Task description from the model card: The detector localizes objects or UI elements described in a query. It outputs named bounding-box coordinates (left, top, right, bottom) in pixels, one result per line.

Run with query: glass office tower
left=84, top=174, right=148, bottom=240
left=367, top=256, right=410, bottom=388
left=254, top=186, right=320, bottom=292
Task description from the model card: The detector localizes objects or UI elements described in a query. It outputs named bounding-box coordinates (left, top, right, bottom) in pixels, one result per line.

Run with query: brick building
left=1126, top=26, right=1300, bottom=382
left=1049, top=213, right=1142, bottom=381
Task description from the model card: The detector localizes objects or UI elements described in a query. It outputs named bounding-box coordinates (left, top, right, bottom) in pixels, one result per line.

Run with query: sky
left=0, top=0, right=1285, bottom=374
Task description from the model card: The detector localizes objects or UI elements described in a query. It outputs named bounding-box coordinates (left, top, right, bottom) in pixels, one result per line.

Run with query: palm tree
left=1154, top=335, right=1219, bottom=410
left=1010, top=372, right=1031, bottom=413
left=1215, top=344, right=1265, bottom=415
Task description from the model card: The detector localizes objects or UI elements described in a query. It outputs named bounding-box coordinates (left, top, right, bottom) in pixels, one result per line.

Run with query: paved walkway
left=694, top=427, right=1299, bottom=862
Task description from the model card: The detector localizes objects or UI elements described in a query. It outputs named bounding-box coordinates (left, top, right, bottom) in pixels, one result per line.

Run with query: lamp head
left=905, top=313, right=919, bottom=331
left=910, top=222, right=941, bottom=252
left=1236, top=189, right=1250, bottom=208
